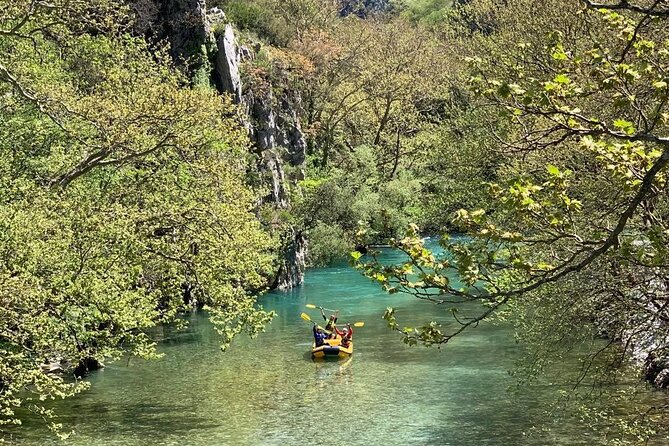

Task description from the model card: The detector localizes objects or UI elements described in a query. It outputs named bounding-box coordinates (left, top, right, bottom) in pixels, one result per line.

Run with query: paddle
left=300, top=313, right=331, bottom=334
left=300, top=312, right=314, bottom=322
left=305, top=303, right=338, bottom=312
left=303, top=312, right=364, bottom=328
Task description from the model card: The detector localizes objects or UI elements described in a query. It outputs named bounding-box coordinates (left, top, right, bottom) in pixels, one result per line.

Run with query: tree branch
left=580, top=0, right=669, bottom=17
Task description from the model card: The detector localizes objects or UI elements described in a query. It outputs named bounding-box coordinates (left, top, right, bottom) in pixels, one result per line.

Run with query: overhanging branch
left=580, top=0, right=669, bottom=17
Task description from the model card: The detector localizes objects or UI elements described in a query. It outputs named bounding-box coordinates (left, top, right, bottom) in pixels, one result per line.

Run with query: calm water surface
left=12, top=245, right=647, bottom=445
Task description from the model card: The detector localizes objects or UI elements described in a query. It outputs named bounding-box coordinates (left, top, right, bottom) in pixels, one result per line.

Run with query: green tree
left=398, top=0, right=454, bottom=28
left=294, top=146, right=424, bottom=265
left=0, top=0, right=274, bottom=436
left=355, top=0, right=669, bottom=441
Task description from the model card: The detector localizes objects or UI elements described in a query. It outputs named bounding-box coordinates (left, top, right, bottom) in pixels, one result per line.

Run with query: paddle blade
left=300, top=312, right=312, bottom=322
left=305, top=304, right=317, bottom=309
left=353, top=322, right=365, bottom=327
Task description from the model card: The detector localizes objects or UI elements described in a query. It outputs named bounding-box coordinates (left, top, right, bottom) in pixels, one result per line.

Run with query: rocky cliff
left=132, top=0, right=214, bottom=76
left=132, top=0, right=307, bottom=289
left=213, top=21, right=308, bottom=289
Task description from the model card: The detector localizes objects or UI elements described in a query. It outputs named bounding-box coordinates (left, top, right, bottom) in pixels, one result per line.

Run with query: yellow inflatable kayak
left=311, top=336, right=353, bottom=359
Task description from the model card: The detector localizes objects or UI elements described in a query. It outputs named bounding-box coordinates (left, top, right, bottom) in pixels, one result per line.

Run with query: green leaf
left=552, top=44, right=568, bottom=61
left=497, top=83, right=512, bottom=98
left=546, top=164, right=560, bottom=176
left=613, top=119, right=635, bottom=135
left=652, top=80, right=668, bottom=90
left=554, top=74, right=571, bottom=84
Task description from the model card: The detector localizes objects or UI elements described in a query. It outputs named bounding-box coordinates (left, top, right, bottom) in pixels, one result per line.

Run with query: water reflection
left=313, top=357, right=353, bottom=387
left=9, top=245, right=665, bottom=445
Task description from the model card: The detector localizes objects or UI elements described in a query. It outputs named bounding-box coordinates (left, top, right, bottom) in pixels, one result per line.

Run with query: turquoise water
left=9, top=246, right=647, bottom=445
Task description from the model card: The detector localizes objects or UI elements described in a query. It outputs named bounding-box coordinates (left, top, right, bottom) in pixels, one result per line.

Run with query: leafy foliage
left=353, top=0, right=669, bottom=442
left=305, top=222, right=350, bottom=266
left=0, top=0, right=275, bottom=436
left=295, top=147, right=424, bottom=257
left=397, top=0, right=454, bottom=28
left=5, top=0, right=669, bottom=442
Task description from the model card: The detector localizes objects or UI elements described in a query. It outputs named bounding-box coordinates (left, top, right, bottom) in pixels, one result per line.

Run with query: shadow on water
left=9, top=241, right=663, bottom=446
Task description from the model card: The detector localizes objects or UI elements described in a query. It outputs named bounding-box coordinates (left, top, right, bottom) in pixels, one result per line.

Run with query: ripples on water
left=10, top=246, right=660, bottom=445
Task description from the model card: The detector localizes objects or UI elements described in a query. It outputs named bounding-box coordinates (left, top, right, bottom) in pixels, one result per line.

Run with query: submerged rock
left=40, top=360, right=66, bottom=374
left=644, top=353, right=669, bottom=389
left=74, top=357, right=104, bottom=378
left=654, top=369, right=669, bottom=388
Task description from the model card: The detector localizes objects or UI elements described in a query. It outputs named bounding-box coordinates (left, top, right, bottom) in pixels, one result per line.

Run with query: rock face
left=272, top=227, right=307, bottom=290
left=185, top=6, right=307, bottom=288
left=276, top=97, right=307, bottom=179
left=241, top=79, right=308, bottom=289
left=644, top=354, right=669, bottom=388
left=132, top=0, right=212, bottom=70
left=221, top=35, right=307, bottom=289
left=142, top=1, right=308, bottom=289
left=213, top=24, right=242, bottom=103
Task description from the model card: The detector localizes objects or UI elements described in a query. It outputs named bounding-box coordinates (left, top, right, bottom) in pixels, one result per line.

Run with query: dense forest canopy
left=0, top=0, right=276, bottom=435
left=353, top=0, right=669, bottom=441
left=1, top=0, right=669, bottom=443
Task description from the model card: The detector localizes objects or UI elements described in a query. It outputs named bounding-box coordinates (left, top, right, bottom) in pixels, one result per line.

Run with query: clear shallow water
left=9, top=246, right=651, bottom=445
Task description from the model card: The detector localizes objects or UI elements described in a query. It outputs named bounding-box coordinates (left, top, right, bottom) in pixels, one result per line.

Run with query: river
left=10, top=244, right=660, bottom=445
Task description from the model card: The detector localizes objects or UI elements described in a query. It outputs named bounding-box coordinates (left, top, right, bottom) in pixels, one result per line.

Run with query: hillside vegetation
left=1, top=0, right=669, bottom=443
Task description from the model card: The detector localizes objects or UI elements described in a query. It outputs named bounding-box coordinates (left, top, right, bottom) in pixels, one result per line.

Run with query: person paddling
left=321, top=308, right=339, bottom=335
left=312, top=324, right=327, bottom=347
left=336, top=323, right=353, bottom=347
